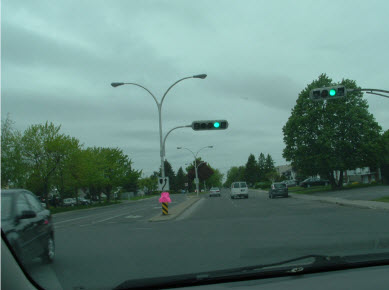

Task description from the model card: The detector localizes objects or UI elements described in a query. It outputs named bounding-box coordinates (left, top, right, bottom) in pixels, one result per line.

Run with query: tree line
left=139, top=158, right=224, bottom=193
left=224, top=153, right=279, bottom=187
left=1, top=116, right=141, bottom=203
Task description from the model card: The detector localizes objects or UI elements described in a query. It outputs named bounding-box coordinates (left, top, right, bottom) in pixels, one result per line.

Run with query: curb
left=149, top=197, right=201, bottom=222
left=52, top=196, right=158, bottom=216
left=289, top=193, right=389, bottom=211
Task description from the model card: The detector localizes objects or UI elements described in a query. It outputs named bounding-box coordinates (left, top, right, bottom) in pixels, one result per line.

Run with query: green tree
left=257, top=153, right=266, bottom=181
left=22, top=122, right=80, bottom=203
left=381, top=130, right=389, bottom=184
left=1, top=115, right=27, bottom=188
left=264, top=154, right=275, bottom=176
left=207, top=168, right=224, bottom=188
left=175, top=167, right=187, bottom=190
left=283, top=74, right=382, bottom=189
left=244, top=154, right=258, bottom=186
left=224, top=166, right=245, bottom=187
left=138, top=176, right=157, bottom=194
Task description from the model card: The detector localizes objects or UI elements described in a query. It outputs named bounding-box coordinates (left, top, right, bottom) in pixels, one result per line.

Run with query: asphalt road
left=23, top=189, right=389, bottom=290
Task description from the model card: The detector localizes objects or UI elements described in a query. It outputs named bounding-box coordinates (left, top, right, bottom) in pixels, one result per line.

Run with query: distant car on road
left=1, top=189, right=55, bottom=265
left=209, top=187, right=221, bottom=197
left=269, top=183, right=288, bottom=199
left=300, top=177, right=329, bottom=188
left=230, top=182, right=249, bottom=199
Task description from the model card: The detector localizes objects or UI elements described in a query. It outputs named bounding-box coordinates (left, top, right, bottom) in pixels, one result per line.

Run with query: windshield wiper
left=114, top=253, right=389, bottom=289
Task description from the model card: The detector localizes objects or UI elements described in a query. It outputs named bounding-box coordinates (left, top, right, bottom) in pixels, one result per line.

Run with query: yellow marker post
left=162, top=202, right=168, bottom=215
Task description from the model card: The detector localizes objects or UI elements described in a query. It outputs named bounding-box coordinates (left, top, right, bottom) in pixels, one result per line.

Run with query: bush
left=255, top=182, right=272, bottom=190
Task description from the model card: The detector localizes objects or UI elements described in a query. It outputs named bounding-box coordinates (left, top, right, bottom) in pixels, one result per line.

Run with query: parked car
left=269, top=183, right=288, bottom=199
left=282, top=180, right=298, bottom=187
left=77, top=197, right=91, bottom=205
left=230, top=182, right=249, bottom=199
left=209, top=187, right=221, bottom=197
left=300, top=177, right=329, bottom=188
left=1, top=189, right=55, bottom=265
left=63, top=198, right=76, bottom=207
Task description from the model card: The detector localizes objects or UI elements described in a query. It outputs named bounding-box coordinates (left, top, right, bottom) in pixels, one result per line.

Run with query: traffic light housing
left=310, top=85, right=347, bottom=101
left=191, top=120, right=229, bottom=131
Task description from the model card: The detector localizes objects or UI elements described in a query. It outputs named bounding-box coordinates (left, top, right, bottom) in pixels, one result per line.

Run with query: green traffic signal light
left=329, top=89, right=336, bottom=96
left=214, top=122, right=220, bottom=128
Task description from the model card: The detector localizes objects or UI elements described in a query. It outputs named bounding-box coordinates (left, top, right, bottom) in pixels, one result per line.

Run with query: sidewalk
left=289, top=192, right=389, bottom=211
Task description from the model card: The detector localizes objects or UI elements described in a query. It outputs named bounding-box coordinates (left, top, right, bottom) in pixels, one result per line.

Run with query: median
left=149, top=196, right=201, bottom=222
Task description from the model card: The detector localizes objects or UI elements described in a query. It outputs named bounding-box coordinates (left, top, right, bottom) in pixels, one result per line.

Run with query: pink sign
left=159, top=192, right=171, bottom=203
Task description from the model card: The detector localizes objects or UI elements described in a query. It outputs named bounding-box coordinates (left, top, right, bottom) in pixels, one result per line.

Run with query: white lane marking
left=125, top=215, right=142, bottom=218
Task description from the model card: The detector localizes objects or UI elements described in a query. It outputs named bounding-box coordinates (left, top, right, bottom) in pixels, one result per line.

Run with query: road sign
left=158, top=177, right=170, bottom=191
left=194, top=178, right=199, bottom=184
left=185, top=183, right=188, bottom=187
left=191, top=120, right=229, bottom=131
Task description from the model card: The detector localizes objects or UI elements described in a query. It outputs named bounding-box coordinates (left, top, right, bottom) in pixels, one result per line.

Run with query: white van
left=230, top=182, right=249, bottom=199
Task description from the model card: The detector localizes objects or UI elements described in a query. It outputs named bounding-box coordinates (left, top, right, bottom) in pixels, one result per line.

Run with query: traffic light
left=310, top=85, right=347, bottom=101
left=191, top=120, right=229, bottom=131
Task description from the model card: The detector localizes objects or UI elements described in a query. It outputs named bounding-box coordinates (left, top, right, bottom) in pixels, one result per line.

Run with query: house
left=276, top=164, right=296, bottom=180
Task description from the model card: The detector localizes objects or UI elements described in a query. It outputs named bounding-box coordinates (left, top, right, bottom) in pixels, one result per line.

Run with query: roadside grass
left=288, top=182, right=384, bottom=195
left=373, top=197, right=389, bottom=203
left=50, top=200, right=122, bottom=215
left=130, top=194, right=159, bottom=201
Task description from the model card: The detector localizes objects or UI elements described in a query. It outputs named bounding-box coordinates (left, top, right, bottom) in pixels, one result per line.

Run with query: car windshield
left=1, top=195, right=12, bottom=220
left=2, top=1, right=389, bottom=289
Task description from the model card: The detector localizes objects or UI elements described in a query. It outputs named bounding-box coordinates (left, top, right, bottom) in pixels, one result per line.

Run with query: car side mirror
left=18, top=210, right=37, bottom=220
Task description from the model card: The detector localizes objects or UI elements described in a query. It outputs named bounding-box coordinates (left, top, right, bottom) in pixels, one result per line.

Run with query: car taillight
left=44, top=219, right=49, bottom=225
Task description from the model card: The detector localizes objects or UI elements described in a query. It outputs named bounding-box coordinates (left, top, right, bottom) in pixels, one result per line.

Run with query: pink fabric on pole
left=159, top=192, right=171, bottom=203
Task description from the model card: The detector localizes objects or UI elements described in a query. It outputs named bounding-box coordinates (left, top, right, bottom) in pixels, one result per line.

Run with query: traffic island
left=149, top=197, right=201, bottom=222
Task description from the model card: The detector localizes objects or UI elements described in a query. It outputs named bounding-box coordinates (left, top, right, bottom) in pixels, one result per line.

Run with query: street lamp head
left=111, top=82, right=125, bottom=87
left=193, top=74, right=207, bottom=79
left=177, top=147, right=182, bottom=149
left=208, top=146, right=213, bottom=148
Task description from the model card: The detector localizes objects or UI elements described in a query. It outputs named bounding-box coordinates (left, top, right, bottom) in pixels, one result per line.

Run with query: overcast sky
left=2, top=0, right=389, bottom=177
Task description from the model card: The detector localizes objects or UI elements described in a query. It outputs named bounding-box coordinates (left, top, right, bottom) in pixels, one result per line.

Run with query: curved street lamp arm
left=160, top=76, right=193, bottom=106
left=122, top=83, right=160, bottom=106
left=195, top=146, right=213, bottom=158
left=180, top=147, right=196, bottom=159
left=162, top=125, right=191, bottom=155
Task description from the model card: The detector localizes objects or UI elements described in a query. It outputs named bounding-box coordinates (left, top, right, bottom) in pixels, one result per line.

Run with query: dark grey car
left=1, top=189, right=55, bottom=265
left=269, top=183, right=288, bottom=199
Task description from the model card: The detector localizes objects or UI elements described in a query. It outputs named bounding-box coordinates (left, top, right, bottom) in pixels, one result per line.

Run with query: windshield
left=2, top=1, right=389, bottom=289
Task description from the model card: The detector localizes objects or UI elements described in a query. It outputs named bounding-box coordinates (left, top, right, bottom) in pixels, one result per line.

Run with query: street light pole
left=111, top=74, right=207, bottom=182
left=177, top=146, right=213, bottom=197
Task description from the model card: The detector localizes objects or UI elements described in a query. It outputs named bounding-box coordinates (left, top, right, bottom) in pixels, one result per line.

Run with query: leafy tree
left=138, top=176, right=158, bottom=194
left=224, top=166, right=245, bottom=187
left=21, top=122, right=80, bottom=203
left=122, top=160, right=141, bottom=194
left=283, top=74, right=382, bottom=189
left=1, top=115, right=27, bottom=188
left=186, top=158, right=214, bottom=189
left=244, top=154, right=258, bottom=186
left=207, top=168, right=224, bottom=188
left=381, top=130, right=389, bottom=184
